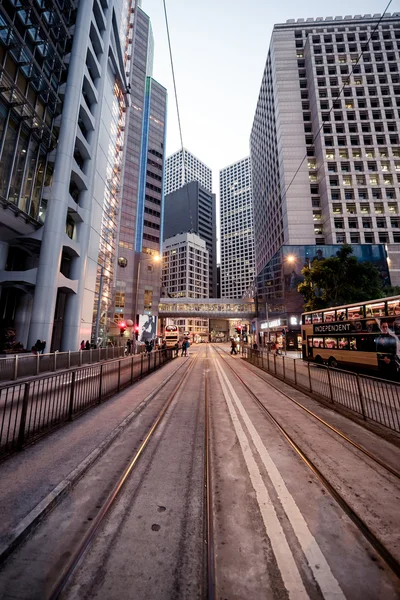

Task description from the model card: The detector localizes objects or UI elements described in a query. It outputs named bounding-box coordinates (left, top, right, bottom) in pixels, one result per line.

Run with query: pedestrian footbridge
left=158, top=298, right=256, bottom=319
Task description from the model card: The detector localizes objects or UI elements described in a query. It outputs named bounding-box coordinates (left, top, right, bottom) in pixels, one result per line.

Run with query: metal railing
left=0, top=349, right=174, bottom=460
left=243, top=348, right=400, bottom=435
left=0, top=346, right=126, bottom=382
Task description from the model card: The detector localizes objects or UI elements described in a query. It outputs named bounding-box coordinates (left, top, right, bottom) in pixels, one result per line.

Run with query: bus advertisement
left=302, top=296, right=400, bottom=377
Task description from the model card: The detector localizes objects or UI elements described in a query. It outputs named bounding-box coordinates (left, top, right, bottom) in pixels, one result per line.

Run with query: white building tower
left=220, top=157, right=255, bottom=298
left=164, top=148, right=212, bottom=195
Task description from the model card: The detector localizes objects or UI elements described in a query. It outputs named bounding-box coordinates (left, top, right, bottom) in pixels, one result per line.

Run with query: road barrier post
left=53, top=352, right=57, bottom=372
left=308, top=362, right=312, bottom=392
left=98, top=364, right=103, bottom=403
left=117, top=360, right=121, bottom=392
left=273, top=353, right=277, bottom=375
left=17, top=382, right=30, bottom=450
left=68, top=351, right=71, bottom=370
left=327, top=367, right=334, bottom=403
left=140, top=353, right=144, bottom=378
left=282, top=356, right=286, bottom=380
left=13, top=355, right=18, bottom=381
left=131, top=356, right=134, bottom=384
left=356, top=374, right=367, bottom=420
left=294, top=359, right=297, bottom=386
left=36, top=353, right=40, bottom=376
left=68, top=372, right=76, bottom=420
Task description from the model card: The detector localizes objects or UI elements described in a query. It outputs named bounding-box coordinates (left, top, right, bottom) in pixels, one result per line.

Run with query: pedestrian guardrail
left=0, top=349, right=174, bottom=460
left=243, top=348, right=400, bottom=435
left=0, top=346, right=126, bottom=382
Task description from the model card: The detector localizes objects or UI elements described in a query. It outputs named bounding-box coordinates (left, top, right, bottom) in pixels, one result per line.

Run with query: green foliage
left=297, top=244, right=385, bottom=311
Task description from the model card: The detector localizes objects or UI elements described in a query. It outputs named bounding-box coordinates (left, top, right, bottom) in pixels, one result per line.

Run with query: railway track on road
left=211, top=344, right=400, bottom=581
left=0, top=349, right=216, bottom=600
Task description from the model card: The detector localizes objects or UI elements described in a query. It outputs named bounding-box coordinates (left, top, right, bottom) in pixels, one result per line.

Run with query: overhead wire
left=162, top=0, right=194, bottom=231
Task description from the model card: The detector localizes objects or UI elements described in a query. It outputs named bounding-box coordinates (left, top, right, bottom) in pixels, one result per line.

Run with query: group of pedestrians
left=80, top=340, right=91, bottom=351
left=173, top=338, right=190, bottom=357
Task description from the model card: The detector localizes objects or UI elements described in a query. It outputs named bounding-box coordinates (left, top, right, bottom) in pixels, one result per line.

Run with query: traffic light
left=119, top=321, right=127, bottom=337
left=134, top=324, right=139, bottom=340
left=235, top=325, right=242, bottom=334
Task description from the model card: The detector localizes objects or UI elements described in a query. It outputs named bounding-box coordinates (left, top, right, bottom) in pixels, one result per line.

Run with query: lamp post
left=94, top=265, right=105, bottom=347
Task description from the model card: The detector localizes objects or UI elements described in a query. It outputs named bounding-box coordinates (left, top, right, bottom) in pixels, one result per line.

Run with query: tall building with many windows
left=110, top=6, right=166, bottom=341
left=220, top=157, right=255, bottom=298
left=163, top=181, right=217, bottom=297
left=164, top=148, right=212, bottom=195
left=0, top=1, right=133, bottom=352
left=162, top=232, right=209, bottom=298
left=250, top=13, right=400, bottom=278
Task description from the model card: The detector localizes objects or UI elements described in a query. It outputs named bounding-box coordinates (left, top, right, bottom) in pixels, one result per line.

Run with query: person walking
left=85, top=340, right=90, bottom=350
left=181, top=338, right=188, bottom=357
left=230, top=338, right=237, bottom=355
left=126, top=339, right=131, bottom=355
left=174, top=341, right=180, bottom=357
left=80, top=340, right=85, bottom=351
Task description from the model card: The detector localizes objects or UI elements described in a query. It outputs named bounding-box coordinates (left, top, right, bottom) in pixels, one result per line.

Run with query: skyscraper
left=162, top=232, right=209, bottom=299
left=111, top=6, right=167, bottom=339
left=220, top=157, right=255, bottom=298
left=163, top=182, right=217, bottom=297
left=0, top=1, right=133, bottom=352
left=164, top=148, right=212, bottom=195
left=251, top=13, right=400, bottom=278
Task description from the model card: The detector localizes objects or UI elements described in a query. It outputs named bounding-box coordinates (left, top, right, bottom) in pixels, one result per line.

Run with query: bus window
left=388, top=300, right=400, bottom=316
left=359, top=336, right=378, bottom=352
left=312, top=313, right=323, bottom=324
left=338, top=337, right=348, bottom=349
left=313, top=337, right=324, bottom=348
left=308, top=338, right=313, bottom=347
left=304, top=314, right=312, bottom=324
left=337, top=309, right=347, bottom=321
left=324, top=310, right=335, bottom=323
left=324, top=337, right=337, bottom=349
left=365, top=302, right=385, bottom=317
left=349, top=337, right=357, bottom=350
left=348, top=306, right=362, bottom=320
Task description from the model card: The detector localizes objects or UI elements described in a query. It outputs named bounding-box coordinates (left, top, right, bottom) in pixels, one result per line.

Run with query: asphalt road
left=0, top=345, right=399, bottom=599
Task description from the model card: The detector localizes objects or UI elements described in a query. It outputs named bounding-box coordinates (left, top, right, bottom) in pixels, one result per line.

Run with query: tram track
left=211, top=344, right=400, bottom=581
left=48, top=352, right=200, bottom=599
left=216, top=346, right=400, bottom=481
left=0, top=348, right=216, bottom=600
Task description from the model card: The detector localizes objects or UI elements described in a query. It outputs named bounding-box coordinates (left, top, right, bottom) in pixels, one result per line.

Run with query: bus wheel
left=315, top=355, right=323, bottom=365
left=328, top=357, right=338, bottom=368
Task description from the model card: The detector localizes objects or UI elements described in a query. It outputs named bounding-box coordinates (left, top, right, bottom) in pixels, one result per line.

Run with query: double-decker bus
left=302, top=296, right=400, bottom=376
left=164, top=325, right=179, bottom=348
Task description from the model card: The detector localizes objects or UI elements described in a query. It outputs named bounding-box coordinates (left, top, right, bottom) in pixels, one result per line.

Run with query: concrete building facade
left=0, top=0, right=132, bottom=352
left=220, top=157, right=255, bottom=298
left=162, top=232, right=209, bottom=299
left=164, top=148, right=212, bottom=195
left=163, top=181, right=217, bottom=297
left=250, top=13, right=400, bottom=282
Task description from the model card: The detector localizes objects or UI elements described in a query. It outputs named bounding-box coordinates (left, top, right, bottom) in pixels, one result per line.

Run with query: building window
left=144, top=289, right=153, bottom=311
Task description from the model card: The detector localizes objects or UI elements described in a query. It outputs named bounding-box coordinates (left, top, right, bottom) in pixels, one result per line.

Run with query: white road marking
left=215, top=354, right=346, bottom=600
left=214, top=359, right=310, bottom=599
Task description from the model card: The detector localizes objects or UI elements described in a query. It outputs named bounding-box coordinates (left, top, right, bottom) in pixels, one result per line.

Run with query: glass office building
left=0, top=1, right=132, bottom=352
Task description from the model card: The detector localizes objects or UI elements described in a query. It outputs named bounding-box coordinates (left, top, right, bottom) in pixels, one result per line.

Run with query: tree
left=297, top=244, right=384, bottom=311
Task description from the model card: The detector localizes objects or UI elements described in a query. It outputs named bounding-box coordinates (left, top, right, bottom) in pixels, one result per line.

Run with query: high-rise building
left=220, top=157, right=255, bottom=298
left=111, top=6, right=166, bottom=339
left=162, top=232, right=209, bottom=298
left=250, top=13, right=400, bottom=279
left=163, top=182, right=217, bottom=296
left=0, top=1, right=133, bottom=352
left=164, top=148, right=212, bottom=195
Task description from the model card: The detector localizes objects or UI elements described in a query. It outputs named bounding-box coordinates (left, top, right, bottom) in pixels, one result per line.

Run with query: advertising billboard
left=138, top=314, right=157, bottom=342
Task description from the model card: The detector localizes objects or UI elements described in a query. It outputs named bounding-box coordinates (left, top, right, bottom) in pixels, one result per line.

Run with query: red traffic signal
left=119, top=321, right=127, bottom=336
left=134, top=325, right=139, bottom=333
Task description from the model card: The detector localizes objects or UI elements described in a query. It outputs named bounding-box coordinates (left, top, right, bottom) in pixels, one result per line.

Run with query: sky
left=142, top=0, right=397, bottom=192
